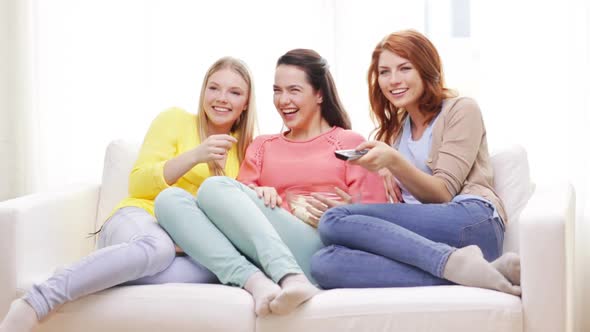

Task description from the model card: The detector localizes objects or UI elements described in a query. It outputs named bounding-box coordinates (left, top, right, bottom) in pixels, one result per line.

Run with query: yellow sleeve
left=128, top=108, right=189, bottom=199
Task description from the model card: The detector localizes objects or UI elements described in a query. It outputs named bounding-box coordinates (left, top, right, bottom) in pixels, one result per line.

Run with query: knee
left=310, top=245, right=342, bottom=289
left=155, top=187, right=192, bottom=208
left=154, top=187, right=192, bottom=225
left=199, top=176, right=235, bottom=193
left=317, top=206, right=349, bottom=245
left=133, top=234, right=176, bottom=273
left=197, top=176, right=236, bottom=206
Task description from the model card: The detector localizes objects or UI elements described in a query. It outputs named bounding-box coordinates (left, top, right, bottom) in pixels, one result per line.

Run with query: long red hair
left=368, top=30, right=456, bottom=144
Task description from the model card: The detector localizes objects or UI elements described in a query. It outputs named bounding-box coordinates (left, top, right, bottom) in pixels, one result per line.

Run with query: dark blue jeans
left=311, top=199, right=504, bottom=289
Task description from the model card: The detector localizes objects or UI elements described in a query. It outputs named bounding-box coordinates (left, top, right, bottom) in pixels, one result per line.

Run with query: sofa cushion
left=27, top=283, right=255, bottom=332
left=490, top=145, right=535, bottom=222
left=258, top=286, right=522, bottom=332
left=489, top=145, right=535, bottom=253
left=96, top=140, right=140, bottom=232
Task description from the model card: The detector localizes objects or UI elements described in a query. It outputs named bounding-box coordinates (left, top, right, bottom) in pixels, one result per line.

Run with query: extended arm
left=351, top=141, right=451, bottom=203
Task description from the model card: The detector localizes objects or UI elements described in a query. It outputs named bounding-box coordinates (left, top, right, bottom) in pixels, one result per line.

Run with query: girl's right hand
left=248, top=184, right=283, bottom=209
left=192, top=134, right=237, bottom=164
left=349, top=141, right=399, bottom=172
left=379, top=168, right=403, bottom=203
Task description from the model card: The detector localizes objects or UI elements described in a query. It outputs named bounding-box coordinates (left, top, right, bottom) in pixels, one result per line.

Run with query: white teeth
left=391, top=89, right=407, bottom=95
left=213, top=106, right=231, bottom=112
left=283, top=109, right=298, bottom=114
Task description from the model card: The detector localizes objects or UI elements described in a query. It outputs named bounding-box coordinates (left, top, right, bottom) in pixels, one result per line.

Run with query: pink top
left=238, top=127, right=388, bottom=211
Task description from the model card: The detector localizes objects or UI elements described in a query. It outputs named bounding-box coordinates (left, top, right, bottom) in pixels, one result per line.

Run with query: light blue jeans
left=155, top=176, right=324, bottom=287
left=24, top=207, right=217, bottom=319
left=311, top=199, right=504, bottom=289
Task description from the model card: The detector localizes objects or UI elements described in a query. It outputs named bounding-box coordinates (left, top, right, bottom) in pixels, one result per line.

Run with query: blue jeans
left=310, top=199, right=504, bottom=289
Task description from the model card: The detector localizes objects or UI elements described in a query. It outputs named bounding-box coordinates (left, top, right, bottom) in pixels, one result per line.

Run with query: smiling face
left=203, top=68, right=249, bottom=133
left=273, top=64, right=323, bottom=131
left=377, top=50, right=424, bottom=113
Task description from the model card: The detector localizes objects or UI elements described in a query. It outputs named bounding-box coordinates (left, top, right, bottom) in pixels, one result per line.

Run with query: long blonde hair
left=196, top=57, right=258, bottom=175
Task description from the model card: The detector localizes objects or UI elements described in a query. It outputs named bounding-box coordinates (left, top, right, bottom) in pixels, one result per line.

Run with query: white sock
left=0, top=299, right=38, bottom=332
left=270, top=274, right=320, bottom=315
left=443, top=245, right=521, bottom=296
left=492, top=252, right=521, bottom=285
left=243, top=272, right=281, bottom=317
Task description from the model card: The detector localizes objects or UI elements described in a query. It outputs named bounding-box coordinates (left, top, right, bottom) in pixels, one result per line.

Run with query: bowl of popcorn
left=284, top=184, right=354, bottom=228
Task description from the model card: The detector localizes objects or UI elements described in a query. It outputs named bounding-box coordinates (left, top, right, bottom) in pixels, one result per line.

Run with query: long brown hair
left=368, top=30, right=456, bottom=143
left=277, top=49, right=351, bottom=129
left=197, top=57, right=258, bottom=175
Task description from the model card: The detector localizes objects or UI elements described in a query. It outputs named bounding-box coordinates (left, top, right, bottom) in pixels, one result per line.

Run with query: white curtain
left=0, top=0, right=33, bottom=199
left=23, top=0, right=425, bottom=192
left=2, top=0, right=589, bottom=330
left=470, top=3, right=589, bottom=330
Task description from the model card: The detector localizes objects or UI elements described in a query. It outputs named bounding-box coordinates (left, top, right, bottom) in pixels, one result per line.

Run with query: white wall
left=0, top=0, right=14, bottom=200
left=29, top=0, right=331, bottom=190
left=471, top=2, right=589, bottom=331
left=1, top=0, right=37, bottom=201
left=25, top=0, right=427, bottom=192
left=0, top=1, right=16, bottom=201
left=331, top=1, right=426, bottom=135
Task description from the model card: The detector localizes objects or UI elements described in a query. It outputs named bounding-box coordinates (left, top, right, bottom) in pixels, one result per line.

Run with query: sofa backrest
left=96, top=140, right=534, bottom=253
left=96, top=140, right=140, bottom=231
left=489, top=145, right=535, bottom=253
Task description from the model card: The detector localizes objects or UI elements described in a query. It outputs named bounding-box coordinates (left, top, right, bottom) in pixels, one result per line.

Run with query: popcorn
left=289, top=195, right=319, bottom=228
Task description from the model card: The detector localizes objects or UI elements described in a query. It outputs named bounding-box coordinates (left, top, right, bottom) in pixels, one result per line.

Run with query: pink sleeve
left=237, top=136, right=265, bottom=186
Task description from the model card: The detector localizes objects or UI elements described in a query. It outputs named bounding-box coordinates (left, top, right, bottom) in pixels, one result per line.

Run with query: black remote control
left=334, top=149, right=369, bottom=161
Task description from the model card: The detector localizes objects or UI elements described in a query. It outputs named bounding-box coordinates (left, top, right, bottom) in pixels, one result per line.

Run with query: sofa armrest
left=519, top=183, right=575, bottom=332
left=0, top=184, right=100, bottom=315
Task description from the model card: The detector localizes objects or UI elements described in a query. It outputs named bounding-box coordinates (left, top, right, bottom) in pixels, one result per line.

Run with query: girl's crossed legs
left=155, top=177, right=324, bottom=316
left=311, top=200, right=520, bottom=295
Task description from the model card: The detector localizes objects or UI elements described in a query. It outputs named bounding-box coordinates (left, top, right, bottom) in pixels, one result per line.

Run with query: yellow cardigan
left=103, top=107, right=240, bottom=228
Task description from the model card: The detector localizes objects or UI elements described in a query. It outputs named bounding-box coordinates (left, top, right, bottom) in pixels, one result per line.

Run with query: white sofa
left=0, top=140, right=575, bottom=332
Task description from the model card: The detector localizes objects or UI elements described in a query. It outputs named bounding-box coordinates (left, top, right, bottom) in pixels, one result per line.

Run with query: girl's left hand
left=248, top=184, right=282, bottom=208
left=379, top=168, right=403, bottom=203
left=349, top=141, right=398, bottom=172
